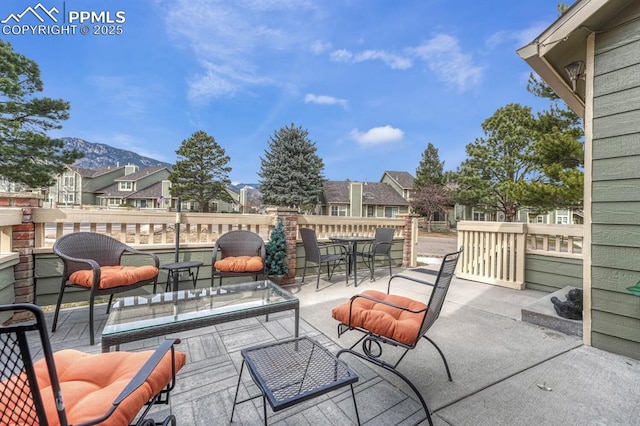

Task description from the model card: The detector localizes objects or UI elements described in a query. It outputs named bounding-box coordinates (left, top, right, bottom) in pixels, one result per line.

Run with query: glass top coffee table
left=101, top=280, right=299, bottom=352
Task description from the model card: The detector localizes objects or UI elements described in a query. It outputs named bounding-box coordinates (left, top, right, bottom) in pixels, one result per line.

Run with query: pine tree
left=0, top=40, right=82, bottom=188
left=168, top=131, right=232, bottom=212
left=265, top=219, right=289, bottom=276
left=258, top=123, right=325, bottom=208
left=414, top=142, right=444, bottom=188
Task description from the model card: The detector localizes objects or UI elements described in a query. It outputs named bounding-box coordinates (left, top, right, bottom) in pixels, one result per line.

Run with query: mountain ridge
left=62, top=137, right=171, bottom=170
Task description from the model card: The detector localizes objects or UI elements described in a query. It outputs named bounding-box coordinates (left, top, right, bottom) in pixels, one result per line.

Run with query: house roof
left=71, top=165, right=126, bottom=178
left=516, top=0, right=634, bottom=118
left=115, top=166, right=168, bottom=181
left=382, top=171, right=415, bottom=189
left=123, top=181, right=163, bottom=199
left=323, top=181, right=409, bottom=206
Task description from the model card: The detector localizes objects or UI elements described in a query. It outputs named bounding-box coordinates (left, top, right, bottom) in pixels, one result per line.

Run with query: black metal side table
left=159, top=260, right=203, bottom=292
left=231, top=336, right=360, bottom=425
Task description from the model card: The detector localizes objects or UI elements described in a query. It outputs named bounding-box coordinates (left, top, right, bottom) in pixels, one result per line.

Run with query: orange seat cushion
left=0, top=348, right=186, bottom=425
left=214, top=256, right=264, bottom=273
left=332, top=290, right=429, bottom=346
left=69, top=265, right=158, bottom=289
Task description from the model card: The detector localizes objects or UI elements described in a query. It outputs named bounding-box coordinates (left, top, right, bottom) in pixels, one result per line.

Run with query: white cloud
left=163, top=0, right=316, bottom=102
left=330, top=48, right=411, bottom=70
left=311, top=40, right=332, bottom=54
left=410, top=34, right=483, bottom=91
left=304, top=93, right=348, bottom=108
left=330, top=49, right=353, bottom=62
left=486, top=22, right=549, bottom=49
left=328, top=34, right=481, bottom=91
left=350, top=125, right=404, bottom=146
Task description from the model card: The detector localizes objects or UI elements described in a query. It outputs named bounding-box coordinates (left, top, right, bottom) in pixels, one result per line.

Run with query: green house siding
left=591, top=10, right=640, bottom=359
left=525, top=254, right=583, bottom=293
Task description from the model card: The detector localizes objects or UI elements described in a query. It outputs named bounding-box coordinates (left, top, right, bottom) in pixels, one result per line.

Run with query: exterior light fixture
left=564, top=60, right=585, bottom=92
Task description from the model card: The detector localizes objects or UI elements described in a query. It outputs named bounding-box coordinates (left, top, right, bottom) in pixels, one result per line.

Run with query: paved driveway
left=417, top=235, right=457, bottom=257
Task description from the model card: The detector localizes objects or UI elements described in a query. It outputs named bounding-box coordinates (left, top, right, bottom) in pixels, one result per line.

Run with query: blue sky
left=2, top=0, right=562, bottom=184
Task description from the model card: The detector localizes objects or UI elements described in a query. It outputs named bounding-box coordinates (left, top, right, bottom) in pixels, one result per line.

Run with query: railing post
left=269, top=208, right=298, bottom=285
left=398, top=214, right=419, bottom=267
left=0, top=193, right=42, bottom=320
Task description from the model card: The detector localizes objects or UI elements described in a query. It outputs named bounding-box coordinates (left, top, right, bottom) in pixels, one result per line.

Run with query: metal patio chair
left=0, top=303, right=185, bottom=426
left=300, top=228, right=349, bottom=291
left=356, top=227, right=395, bottom=281
left=331, top=248, right=463, bottom=426
left=52, top=232, right=160, bottom=345
left=210, top=230, right=266, bottom=287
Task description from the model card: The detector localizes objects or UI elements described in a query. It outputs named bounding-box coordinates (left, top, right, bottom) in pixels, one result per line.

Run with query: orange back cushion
left=214, top=256, right=264, bottom=273
left=332, top=290, right=428, bottom=345
left=69, top=265, right=158, bottom=289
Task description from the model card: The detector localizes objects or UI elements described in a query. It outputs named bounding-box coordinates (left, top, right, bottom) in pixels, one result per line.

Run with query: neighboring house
left=47, top=164, right=136, bottom=207
left=320, top=181, right=410, bottom=218
left=454, top=206, right=582, bottom=225
left=211, top=188, right=241, bottom=213
left=96, top=166, right=172, bottom=208
left=380, top=171, right=415, bottom=201
left=518, top=0, right=640, bottom=359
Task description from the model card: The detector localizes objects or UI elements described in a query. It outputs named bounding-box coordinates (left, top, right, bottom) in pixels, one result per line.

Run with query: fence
left=457, top=221, right=584, bottom=290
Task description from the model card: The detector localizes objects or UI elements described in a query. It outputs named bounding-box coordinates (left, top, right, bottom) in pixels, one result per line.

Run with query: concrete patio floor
left=43, top=261, right=640, bottom=425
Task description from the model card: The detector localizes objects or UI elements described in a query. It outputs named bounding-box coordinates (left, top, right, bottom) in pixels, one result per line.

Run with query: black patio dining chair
left=0, top=303, right=186, bottom=426
left=300, top=227, right=349, bottom=291
left=52, top=232, right=160, bottom=345
left=356, top=227, right=395, bottom=281
left=331, top=248, right=463, bottom=426
left=210, top=230, right=266, bottom=287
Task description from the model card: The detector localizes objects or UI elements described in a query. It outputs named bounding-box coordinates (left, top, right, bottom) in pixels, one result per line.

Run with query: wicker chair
left=332, top=248, right=463, bottom=426
left=0, top=303, right=185, bottom=426
left=52, top=232, right=160, bottom=345
left=356, top=227, right=395, bottom=281
left=210, top=230, right=266, bottom=287
left=300, top=228, right=349, bottom=291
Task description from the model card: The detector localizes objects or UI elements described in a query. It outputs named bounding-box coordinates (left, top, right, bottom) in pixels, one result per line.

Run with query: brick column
left=0, top=192, right=42, bottom=321
left=398, top=214, right=419, bottom=267
left=268, top=208, right=298, bottom=285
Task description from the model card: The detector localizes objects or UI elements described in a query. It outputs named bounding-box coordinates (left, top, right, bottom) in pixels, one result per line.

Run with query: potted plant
left=265, top=219, right=289, bottom=282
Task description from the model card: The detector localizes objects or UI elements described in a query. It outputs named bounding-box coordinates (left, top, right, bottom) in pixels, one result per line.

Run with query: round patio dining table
left=329, top=236, right=374, bottom=287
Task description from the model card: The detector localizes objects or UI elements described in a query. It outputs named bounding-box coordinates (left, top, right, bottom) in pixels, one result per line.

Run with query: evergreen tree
left=414, top=142, right=444, bottom=188
left=258, top=123, right=325, bottom=208
left=523, top=74, right=584, bottom=212
left=0, top=40, right=82, bottom=188
left=168, top=131, right=232, bottom=212
left=453, top=103, right=537, bottom=222
left=265, top=219, right=288, bottom=276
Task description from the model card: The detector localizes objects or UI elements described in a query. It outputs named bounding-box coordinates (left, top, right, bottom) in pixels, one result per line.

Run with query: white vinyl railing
left=457, top=221, right=583, bottom=290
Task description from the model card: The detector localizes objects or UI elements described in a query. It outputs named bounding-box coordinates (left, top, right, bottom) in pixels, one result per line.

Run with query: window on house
left=537, top=215, right=545, bottom=223
left=384, top=206, right=398, bottom=218
left=473, top=211, right=485, bottom=221
left=367, top=205, right=375, bottom=217
left=556, top=215, right=569, bottom=224
left=120, top=182, right=133, bottom=191
left=331, top=205, right=347, bottom=216
left=63, top=193, right=74, bottom=203
left=63, top=176, right=74, bottom=187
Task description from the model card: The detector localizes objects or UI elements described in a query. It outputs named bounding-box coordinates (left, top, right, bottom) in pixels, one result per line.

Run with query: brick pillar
left=0, top=192, right=43, bottom=321
left=398, top=214, right=419, bottom=267
left=268, top=208, right=298, bottom=285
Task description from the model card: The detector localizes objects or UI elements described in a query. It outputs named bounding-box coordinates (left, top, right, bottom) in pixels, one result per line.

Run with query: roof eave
left=517, top=44, right=586, bottom=118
